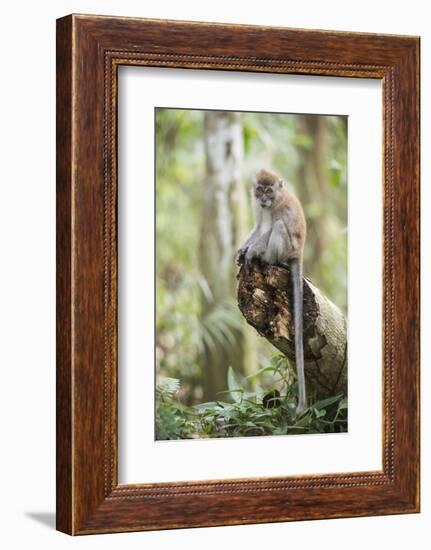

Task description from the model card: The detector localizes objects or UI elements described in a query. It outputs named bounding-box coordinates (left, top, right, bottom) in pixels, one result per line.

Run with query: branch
left=237, top=262, right=347, bottom=398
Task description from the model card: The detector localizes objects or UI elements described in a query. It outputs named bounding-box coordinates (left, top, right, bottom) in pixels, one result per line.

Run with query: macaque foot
left=245, top=247, right=265, bottom=265
left=243, top=256, right=255, bottom=274
left=236, top=248, right=247, bottom=266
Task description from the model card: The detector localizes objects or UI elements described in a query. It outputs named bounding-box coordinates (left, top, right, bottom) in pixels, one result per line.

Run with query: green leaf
left=194, top=402, right=221, bottom=413
left=273, top=426, right=288, bottom=435
left=293, top=413, right=311, bottom=428
left=245, top=366, right=277, bottom=379
left=156, top=377, right=180, bottom=401
left=286, top=401, right=297, bottom=413
left=312, top=395, right=344, bottom=411
left=338, top=398, right=348, bottom=410
left=219, top=388, right=244, bottom=401
left=227, top=367, right=243, bottom=403
left=313, top=408, right=326, bottom=418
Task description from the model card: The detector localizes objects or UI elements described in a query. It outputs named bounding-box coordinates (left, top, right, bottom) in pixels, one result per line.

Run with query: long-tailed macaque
left=237, top=169, right=307, bottom=414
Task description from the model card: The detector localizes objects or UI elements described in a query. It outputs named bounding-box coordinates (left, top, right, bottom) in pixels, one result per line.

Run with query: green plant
left=156, top=377, right=181, bottom=401
left=155, top=401, right=195, bottom=440
left=155, top=359, right=348, bottom=440
left=193, top=366, right=347, bottom=437
left=155, top=377, right=195, bottom=440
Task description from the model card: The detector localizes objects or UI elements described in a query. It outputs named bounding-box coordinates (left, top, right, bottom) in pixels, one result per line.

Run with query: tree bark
left=237, top=262, right=347, bottom=398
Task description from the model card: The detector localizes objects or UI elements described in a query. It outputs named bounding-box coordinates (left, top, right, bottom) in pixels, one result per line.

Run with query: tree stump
left=237, top=262, right=347, bottom=398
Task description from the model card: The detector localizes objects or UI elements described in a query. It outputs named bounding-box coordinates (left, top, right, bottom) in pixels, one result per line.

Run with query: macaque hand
left=245, top=244, right=265, bottom=265
left=236, top=247, right=248, bottom=266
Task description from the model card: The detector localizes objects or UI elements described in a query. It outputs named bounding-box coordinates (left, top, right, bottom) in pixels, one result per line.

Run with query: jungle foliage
left=155, top=108, right=348, bottom=439
left=156, top=355, right=347, bottom=440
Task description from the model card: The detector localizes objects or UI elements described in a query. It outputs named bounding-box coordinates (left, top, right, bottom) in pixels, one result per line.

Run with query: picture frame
left=56, top=14, right=420, bottom=535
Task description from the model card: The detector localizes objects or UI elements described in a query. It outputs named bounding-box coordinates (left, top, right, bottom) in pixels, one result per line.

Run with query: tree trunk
left=200, top=111, right=257, bottom=401
left=296, top=116, right=329, bottom=277
left=237, top=262, right=347, bottom=398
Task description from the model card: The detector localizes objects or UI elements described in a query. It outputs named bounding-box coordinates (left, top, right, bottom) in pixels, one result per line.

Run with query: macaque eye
left=267, top=188, right=273, bottom=195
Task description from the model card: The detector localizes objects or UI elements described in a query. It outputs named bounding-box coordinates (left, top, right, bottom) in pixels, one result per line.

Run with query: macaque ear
left=278, top=179, right=284, bottom=188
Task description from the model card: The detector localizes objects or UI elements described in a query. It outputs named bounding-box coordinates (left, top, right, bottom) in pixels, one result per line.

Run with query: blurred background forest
left=155, top=108, right=347, bottom=439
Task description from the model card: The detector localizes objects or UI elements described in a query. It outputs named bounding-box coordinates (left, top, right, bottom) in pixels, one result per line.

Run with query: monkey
left=237, top=168, right=307, bottom=414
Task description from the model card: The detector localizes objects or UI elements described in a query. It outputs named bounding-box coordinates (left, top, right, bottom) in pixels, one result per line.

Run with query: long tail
left=290, top=258, right=306, bottom=414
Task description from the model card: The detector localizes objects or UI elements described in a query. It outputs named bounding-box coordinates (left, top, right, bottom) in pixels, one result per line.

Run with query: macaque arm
left=245, top=230, right=271, bottom=262
left=239, top=226, right=260, bottom=251
left=237, top=226, right=261, bottom=264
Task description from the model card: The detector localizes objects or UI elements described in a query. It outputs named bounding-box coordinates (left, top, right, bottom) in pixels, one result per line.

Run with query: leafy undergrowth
left=156, top=355, right=347, bottom=440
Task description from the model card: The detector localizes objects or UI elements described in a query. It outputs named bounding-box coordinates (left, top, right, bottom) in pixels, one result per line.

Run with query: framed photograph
left=56, top=14, right=420, bottom=535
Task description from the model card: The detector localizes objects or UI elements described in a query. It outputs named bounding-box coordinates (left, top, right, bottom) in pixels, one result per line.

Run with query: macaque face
left=254, top=181, right=279, bottom=209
